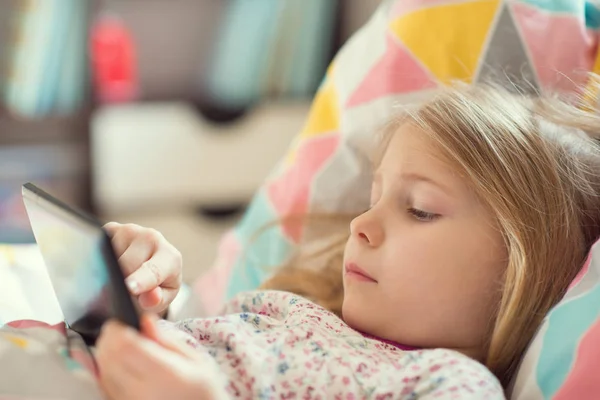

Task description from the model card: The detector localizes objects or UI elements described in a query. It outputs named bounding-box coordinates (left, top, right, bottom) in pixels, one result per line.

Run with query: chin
left=341, top=295, right=372, bottom=334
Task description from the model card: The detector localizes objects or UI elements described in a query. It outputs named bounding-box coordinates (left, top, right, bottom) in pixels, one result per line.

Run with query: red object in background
left=90, top=13, right=139, bottom=103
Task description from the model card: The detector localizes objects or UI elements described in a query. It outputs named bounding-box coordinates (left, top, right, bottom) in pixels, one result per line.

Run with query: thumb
left=140, top=314, right=197, bottom=359
left=140, top=313, right=161, bottom=341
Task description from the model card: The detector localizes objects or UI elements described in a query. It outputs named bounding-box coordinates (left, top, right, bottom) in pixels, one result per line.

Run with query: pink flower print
left=228, top=382, right=240, bottom=396
left=429, top=364, right=441, bottom=373
left=198, top=333, right=210, bottom=341
left=302, top=386, right=316, bottom=400
left=342, top=376, right=351, bottom=385
left=346, top=393, right=356, bottom=400
left=356, top=363, right=368, bottom=373
left=461, top=383, right=475, bottom=393
left=401, top=386, right=414, bottom=396
left=244, top=377, right=255, bottom=391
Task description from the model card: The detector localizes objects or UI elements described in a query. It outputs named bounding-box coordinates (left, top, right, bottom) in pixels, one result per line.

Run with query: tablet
left=22, top=182, right=140, bottom=344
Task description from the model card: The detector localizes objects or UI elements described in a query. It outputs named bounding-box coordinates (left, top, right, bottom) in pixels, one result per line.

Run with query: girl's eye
left=408, top=208, right=440, bottom=222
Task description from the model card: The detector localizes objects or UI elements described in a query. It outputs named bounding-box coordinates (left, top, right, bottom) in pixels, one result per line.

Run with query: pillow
left=510, top=239, right=600, bottom=399
left=195, top=0, right=600, bottom=397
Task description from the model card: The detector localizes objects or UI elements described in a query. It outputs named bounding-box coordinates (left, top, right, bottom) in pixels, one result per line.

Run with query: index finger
left=126, top=248, right=178, bottom=294
left=103, top=222, right=121, bottom=237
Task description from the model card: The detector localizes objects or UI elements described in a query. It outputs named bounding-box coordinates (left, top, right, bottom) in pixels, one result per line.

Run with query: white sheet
left=0, top=244, right=64, bottom=325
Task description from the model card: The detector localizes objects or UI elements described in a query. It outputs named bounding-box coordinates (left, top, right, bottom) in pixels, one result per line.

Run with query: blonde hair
left=260, top=81, right=600, bottom=387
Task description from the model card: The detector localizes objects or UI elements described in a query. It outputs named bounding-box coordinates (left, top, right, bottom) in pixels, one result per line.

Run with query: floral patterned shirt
left=160, top=290, right=505, bottom=399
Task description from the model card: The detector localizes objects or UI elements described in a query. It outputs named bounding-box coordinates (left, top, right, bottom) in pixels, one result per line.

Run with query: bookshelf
left=0, top=0, right=380, bottom=245
left=0, top=0, right=94, bottom=244
left=0, top=110, right=90, bottom=146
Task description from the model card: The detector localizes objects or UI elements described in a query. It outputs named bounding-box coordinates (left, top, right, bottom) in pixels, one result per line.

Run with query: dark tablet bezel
left=22, top=182, right=140, bottom=334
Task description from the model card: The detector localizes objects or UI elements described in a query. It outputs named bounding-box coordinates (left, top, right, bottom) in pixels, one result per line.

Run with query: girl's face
left=342, top=124, right=507, bottom=361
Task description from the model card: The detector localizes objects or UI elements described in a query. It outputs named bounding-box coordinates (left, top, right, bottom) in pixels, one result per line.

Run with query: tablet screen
left=22, top=183, right=139, bottom=339
left=23, top=189, right=111, bottom=327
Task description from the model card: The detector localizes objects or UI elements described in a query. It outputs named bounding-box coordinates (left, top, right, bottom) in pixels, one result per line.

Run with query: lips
left=344, top=263, right=377, bottom=283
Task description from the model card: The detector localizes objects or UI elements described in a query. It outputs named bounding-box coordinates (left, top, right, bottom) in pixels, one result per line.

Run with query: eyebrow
left=374, top=171, right=455, bottom=195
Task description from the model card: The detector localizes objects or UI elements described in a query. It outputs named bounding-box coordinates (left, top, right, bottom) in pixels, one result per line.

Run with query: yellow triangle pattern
left=285, top=74, right=340, bottom=165
left=6, top=335, right=29, bottom=349
left=390, top=0, right=500, bottom=84
left=592, top=49, right=600, bottom=75
left=580, top=52, right=600, bottom=111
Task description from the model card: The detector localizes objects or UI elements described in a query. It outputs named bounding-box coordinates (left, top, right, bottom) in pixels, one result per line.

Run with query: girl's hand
left=104, top=222, right=182, bottom=315
left=96, top=315, right=219, bottom=400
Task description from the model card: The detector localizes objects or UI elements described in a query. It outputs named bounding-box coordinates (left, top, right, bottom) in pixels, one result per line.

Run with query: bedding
left=0, top=291, right=504, bottom=399
left=0, top=244, right=63, bottom=326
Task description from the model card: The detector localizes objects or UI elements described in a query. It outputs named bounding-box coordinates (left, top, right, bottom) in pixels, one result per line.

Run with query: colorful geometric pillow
left=510, top=239, right=600, bottom=399
left=194, top=0, right=600, bottom=397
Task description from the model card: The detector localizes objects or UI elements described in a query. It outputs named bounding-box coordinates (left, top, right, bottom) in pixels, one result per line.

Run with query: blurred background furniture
left=0, top=0, right=380, bottom=282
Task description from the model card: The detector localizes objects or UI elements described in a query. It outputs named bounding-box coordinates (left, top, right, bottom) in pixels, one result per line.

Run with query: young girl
left=3, top=82, right=598, bottom=399
left=91, top=82, right=600, bottom=399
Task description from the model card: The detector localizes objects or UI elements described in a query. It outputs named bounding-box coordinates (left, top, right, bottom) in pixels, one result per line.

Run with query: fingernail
left=126, top=279, right=140, bottom=294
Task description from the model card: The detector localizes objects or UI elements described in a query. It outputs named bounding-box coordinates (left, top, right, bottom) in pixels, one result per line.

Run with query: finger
left=102, top=221, right=121, bottom=237
left=138, top=287, right=163, bottom=311
left=99, top=360, right=141, bottom=400
left=140, top=314, right=200, bottom=360
left=118, top=236, right=155, bottom=279
left=136, top=282, right=178, bottom=315
left=96, top=325, right=144, bottom=399
left=97, top=320, right=165, bottom=376
left=126, top=247, right=180, bottom=296
left=140, top=313, right=161, bottom=341
left=108, top=224, right=143, bottom=259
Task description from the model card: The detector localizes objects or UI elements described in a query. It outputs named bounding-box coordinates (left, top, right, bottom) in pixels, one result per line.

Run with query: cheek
left=427, top=221, right=507, bottom=324
left=380, top=221, right=506, bottom=309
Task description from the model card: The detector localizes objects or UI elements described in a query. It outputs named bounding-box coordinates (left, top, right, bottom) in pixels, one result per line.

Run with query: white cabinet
left=91, top=101, right=310, bottom=213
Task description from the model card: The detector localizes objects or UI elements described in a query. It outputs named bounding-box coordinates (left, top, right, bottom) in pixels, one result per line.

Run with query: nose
left=350, top=209, right=384, bottom=247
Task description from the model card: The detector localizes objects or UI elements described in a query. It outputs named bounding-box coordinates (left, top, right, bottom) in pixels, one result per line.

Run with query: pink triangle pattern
left=267, top=134, right=340, bottom=242
left=553, top=318, right=600, bottom=400
left=511, top=2, right=598, bottom=93
left=194, top=230, right=241, bottom=316
left=390, top=0, right=470, bottom=19
left=346, top=34, right=436, bottom=109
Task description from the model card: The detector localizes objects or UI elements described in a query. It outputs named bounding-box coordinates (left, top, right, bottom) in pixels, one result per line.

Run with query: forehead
left=378, top=123, right=453, bottom=174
